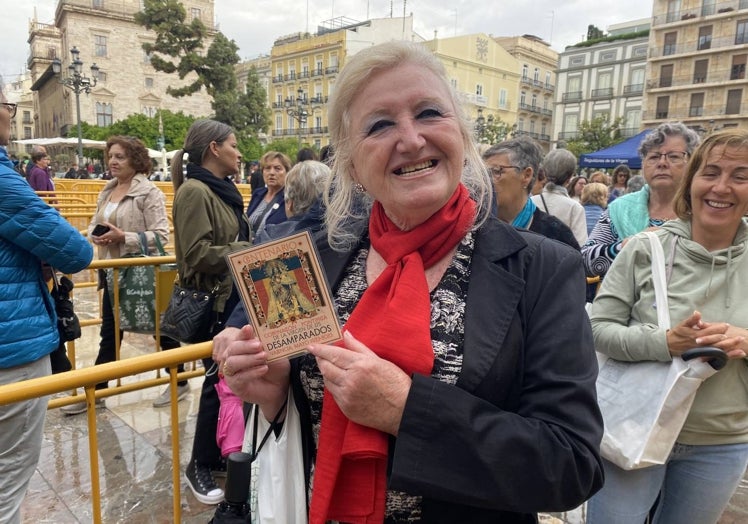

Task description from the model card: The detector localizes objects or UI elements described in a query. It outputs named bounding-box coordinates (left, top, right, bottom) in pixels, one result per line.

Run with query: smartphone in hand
left=91, top=224, right=111, bottom=236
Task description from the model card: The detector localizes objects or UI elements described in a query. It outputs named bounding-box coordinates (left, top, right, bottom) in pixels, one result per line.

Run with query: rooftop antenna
left=390, top=0, right=393, bottom=18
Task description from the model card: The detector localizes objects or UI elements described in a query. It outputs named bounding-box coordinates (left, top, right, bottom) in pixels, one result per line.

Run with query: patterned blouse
left=581, top=209, right=666, bottom=278
left=298, top=232, right=474, bottom=523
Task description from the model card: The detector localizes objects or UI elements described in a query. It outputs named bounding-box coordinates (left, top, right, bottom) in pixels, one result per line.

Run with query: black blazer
left=245, top=187, right=287, bottom=233
left=229, top=217, right=604, bottom=523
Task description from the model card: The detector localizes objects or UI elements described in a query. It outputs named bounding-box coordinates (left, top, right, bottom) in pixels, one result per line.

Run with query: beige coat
left=87, top=173, right=170, bottom=259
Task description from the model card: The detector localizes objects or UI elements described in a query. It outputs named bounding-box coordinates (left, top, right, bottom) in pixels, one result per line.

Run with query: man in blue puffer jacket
left=0, top=91, right=93, bottom=524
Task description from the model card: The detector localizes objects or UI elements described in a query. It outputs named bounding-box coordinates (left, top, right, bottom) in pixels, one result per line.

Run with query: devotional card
left=226, top=231, right=342, bottom=361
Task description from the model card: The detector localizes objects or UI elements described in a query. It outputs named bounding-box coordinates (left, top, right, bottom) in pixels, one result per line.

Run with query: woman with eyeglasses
left=482, top=136, right=579, bottom=250
left=582, top=122, right=701, bottom=280
left=608, top=164, right=631, bottom=202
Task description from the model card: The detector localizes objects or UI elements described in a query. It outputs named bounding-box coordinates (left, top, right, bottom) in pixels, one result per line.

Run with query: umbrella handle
left=682, top=347, right=728, bottom=370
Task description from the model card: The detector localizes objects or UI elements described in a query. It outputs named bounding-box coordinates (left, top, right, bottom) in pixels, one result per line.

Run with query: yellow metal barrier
left=0, top=342, right=213, bottom=523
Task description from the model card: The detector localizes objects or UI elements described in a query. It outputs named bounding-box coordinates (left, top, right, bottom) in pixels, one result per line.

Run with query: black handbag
left=51, top=272, right=82, bottom=342
left=160, top=284, right=218, bottom=343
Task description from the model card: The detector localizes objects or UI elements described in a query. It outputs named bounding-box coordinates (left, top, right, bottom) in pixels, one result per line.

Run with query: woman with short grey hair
left=582, top=122, right=700, bottom=280
left=254, top=160, right=330, bottom=244
left=531, top=149, right=588, bottom=245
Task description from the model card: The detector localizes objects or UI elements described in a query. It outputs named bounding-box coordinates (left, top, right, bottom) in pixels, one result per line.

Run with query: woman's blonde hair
left=674, top=128, right=748, bottom=220
left=323, top=40, right=492, bottom=250
left=581, top=182, right=609, bottom=208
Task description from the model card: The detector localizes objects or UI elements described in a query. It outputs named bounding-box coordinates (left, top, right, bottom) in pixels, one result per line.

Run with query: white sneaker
left=61, top=398, right=105, bottom=416
left=152, top=383, right=190, bottom=408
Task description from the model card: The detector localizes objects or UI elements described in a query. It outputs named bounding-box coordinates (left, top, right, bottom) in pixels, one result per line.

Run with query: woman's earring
left=354, top=183, right=366, bottom=194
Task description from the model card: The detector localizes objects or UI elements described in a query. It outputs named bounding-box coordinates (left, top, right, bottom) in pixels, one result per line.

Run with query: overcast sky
left=1, top=0, right=655, bottom=84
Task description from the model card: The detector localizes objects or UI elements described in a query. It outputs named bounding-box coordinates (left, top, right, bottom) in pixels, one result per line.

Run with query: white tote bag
left=595, top=232, right=720, bottom=470
left=242, top=389, right=307, bottom=523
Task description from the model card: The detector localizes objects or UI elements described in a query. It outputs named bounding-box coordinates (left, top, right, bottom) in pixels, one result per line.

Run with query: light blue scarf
left=607, top=184, right=651, bottom=239
left=512, top=198, right=537, bottom=229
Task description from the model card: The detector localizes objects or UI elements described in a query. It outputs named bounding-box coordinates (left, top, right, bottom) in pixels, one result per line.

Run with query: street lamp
left=52, top=46, right=99, bottom=167
left=285, top=88, right=309, bottom=146
left=474, top=108, right=495, bottom=144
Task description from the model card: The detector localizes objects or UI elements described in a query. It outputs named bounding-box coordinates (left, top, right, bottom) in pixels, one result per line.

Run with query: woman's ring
left=222, top=360, right=235, bottom=377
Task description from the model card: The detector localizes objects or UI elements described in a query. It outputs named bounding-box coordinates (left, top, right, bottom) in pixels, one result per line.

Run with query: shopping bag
left=242, top=390, right=306, bottom=523
left=107, top=232, right=176, bottom=334
left=595, top=232, right=725, bottom=470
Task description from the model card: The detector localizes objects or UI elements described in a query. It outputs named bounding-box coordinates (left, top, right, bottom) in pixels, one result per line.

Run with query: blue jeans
left=587, top=442, right=748, bottom=524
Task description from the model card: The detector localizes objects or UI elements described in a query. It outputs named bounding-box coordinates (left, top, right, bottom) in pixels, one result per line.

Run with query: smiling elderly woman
left=213, top=40, right=603, bottom=524
left=587, top=129, right=748, bottom=524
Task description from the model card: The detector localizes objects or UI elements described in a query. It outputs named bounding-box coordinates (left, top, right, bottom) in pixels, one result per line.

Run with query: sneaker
left=152, top=383, right=190, bottom=408
left=61, top=398, right=105, bottom=416
left=186, top=460, right=224, bottom=505
left=211, top=457, right=228, bottom=478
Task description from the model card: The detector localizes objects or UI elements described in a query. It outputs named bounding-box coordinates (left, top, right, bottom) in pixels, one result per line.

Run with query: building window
left=567, top=75, right=581, bottom=93
left=518, top=118, right=525, bottom=132
left=142, top=106, right=157, bottom=117
left=702, top=0, right=715, bottom=16
left=96, top=102, right=113, bottom=126
left=726, top=89, right=742, bottom=114
left=450, top=78, right=457, bottom=90
left=520, top=91, right=526, bottom=106
left=143, top=50, right=152, bottom=64
left=563, top=114, right=579, bottom=133
left=545, top=71, right=552, bottom=87
left=625, top=109, right=641, bottom=130
left=666, top=0, right=681, bottom=23
left=631, top=68, right=645, bottom=86
left=689, top=93, right=704, bottom=117
left=633, top=46, right=648, bottom=57
left=145, top=77, right=154, bottom=89
left=191, top=8, right=201, bottom=20
left=522, top=64, right=528, bottom=79
left=694, top=59, right=709, bottom=83
left=570, top=55, right=585, bottom=66
left=24, top=126, right=32, bottom=139
left=275, top=115, right=282, bottom=131
left=94, top=35, right=108, bottom=57
left=660, top=64, right=674, bottom=87
left=92, top=0, right=104, bottom=8
left=656, top=96, right=670, bottom=119
left=531, top=93, right=537, bottom=107
left=316, top=59, right=323, bottom=74
left=731, top=54, right=747, bottom=80
left=330, top=54, right=338, bottom=68
left=663, top=32, right=677, bottom=56
left=738, top=20, right=748, bottom=45
left=598, top=71, right=612, bottom=89
left=533, top=67, right=540, bottom=82
left=498, top=89, right=507, bottom=108
left=698, top=26, right=713, bottom=50
left=476, top=84, right=483, bottom=96
left=600, top=51, right=616, bottom=62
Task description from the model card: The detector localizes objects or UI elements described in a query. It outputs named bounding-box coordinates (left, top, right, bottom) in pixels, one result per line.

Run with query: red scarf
left=309, top=184, right=476, bottom=524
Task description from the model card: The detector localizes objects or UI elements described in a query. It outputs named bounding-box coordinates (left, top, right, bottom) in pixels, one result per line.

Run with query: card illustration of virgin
left=244, top=254, right=322, bottom=328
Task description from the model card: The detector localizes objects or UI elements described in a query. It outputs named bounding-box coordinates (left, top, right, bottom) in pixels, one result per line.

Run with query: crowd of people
left=2, top=38, right=748, bottom=524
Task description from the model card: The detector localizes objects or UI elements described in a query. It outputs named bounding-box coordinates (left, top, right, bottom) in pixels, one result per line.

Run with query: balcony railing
left=623, top=83, right=644, bottom=96
left=591, top=87, right=614, bottom=99
left=653, top=0, right=748, bottom=26
left=651, top=34, right=747, bottom=59
left=325, top=66, right=339, bottom=74
left=562, top=91, right=583, bottom=102
left=648, top=66, right=748, bottom=89
left=557, top=131, right=579, bottom=140
left=643, top=103, right=739, bottom=121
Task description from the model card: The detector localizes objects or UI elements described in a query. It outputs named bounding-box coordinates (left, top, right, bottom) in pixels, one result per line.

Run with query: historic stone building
left=554, top=19, right=650, bottom=146
left=27, top=0, right=214, bottom=139
left=644, top=0, right=748, bottom=132
left=494, top=34, right=558, bottom=152
left=268, top=16, right=422, bottom=150
left=423, top=33, right=520, bottom=144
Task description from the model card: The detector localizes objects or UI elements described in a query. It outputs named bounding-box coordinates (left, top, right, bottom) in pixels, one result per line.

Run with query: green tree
left=563, top=116, right=625, bottom=159
left=587, top=24, right=605, bottom=41
left=135, top=0, right=207, bottom=98
left=81, top=110, right=195, bottom=151
left=477, top=116, right=514, bottom=145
